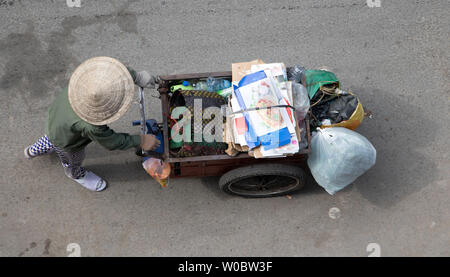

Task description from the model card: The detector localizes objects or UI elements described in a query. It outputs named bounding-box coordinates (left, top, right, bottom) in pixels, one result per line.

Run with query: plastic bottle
left=206, top=77, right=231, bottom=92
left=291, top=83, right=310, bottom=150
left=292, top=83, right=310, bottom=120
left=177, top=78, right=231, bottom=92
left=287, top=65, right=306, bottom=84
left=170, top=80, right=194, bottom=92
left=217, top=87, right=233, bottom=98
left=191, top=80, right=209, bottom=91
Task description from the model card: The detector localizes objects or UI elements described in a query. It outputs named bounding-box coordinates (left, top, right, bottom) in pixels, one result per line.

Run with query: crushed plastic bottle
left=287, top=65, right=306, bottom=84
left=292, top=82, right=310, bottom=121
left=206, top=77, right=231, bottom=92
left=174, top=78, right=231, bottom=92
left=292, top=82, right=310, bottom=150
left=191, top=80, right=209, bottom=91
left=170, top=80, right=194, bottom=92
left=217, top=87, right=233, bottom=98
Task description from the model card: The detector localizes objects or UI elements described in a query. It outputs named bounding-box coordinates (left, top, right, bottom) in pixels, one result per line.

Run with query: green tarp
left=304, top=70, right=340, bottom=99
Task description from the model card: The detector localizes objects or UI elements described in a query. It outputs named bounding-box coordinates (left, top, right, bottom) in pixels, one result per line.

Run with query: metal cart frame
left=149, top=71, right=311, bottom=197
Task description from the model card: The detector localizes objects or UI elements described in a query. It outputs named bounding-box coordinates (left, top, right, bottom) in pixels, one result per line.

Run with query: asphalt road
left=0, top=0, right=449, bottom=257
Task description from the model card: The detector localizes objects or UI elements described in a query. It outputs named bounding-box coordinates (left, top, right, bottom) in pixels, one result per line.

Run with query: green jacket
left=45, top=68, right=141, bottom=153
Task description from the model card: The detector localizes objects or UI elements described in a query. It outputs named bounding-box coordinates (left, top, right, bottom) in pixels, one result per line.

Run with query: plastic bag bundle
left=307, top=127, right=376, bottom=195
left=320, top=93, right=365, bottom=131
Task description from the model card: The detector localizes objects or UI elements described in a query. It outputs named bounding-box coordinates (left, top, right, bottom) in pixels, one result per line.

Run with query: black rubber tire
left=219, top=164, right=306, bottom=198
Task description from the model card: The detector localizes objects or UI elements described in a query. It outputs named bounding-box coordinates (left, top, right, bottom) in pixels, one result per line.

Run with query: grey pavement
left=0, top=0, right=449, bottom=256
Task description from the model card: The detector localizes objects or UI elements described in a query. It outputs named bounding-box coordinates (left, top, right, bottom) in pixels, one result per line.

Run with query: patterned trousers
left=29, top=135, right=86, bottom=179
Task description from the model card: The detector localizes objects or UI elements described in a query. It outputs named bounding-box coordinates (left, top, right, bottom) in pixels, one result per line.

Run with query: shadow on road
left=352, top=86, right=438, bottom=208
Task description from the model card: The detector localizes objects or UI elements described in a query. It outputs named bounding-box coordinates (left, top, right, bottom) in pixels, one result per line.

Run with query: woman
left=24, top=57, right=160, bottom=192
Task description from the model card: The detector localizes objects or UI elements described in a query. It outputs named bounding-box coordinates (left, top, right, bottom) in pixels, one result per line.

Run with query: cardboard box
left=231, top=59, right=264, bottom=83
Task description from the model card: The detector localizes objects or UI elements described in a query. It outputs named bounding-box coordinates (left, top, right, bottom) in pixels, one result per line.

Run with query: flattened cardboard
left=232, top=59, right=264, bottom=83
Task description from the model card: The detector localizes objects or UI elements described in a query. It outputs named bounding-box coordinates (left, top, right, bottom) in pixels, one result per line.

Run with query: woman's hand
left=135, top=71, right=159, bottom=88
left=140, top=134, right=161, bottom=151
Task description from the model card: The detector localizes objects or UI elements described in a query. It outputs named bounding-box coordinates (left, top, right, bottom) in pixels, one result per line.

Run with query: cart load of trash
left=168, top=79, right=229, bottom=158
left=167, top=59, right=376, bottom=194
left=224, top=61, right=306, bottom=158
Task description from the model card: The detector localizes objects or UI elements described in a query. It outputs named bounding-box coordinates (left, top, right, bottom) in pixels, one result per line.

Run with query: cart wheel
left=219, top=164, right=306, bottom=198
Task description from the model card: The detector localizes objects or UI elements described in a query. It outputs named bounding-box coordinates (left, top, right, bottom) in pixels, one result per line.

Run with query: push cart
left=136, top=70, right=312, bottom=198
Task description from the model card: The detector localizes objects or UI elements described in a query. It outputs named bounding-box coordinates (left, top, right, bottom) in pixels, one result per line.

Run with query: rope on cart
left=230, top=104, right=296, bottom=116
left=163, top=112, right=181, bottom=141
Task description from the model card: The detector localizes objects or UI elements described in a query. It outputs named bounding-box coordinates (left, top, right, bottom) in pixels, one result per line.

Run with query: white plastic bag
left=307, top=127, right=376, bottom=195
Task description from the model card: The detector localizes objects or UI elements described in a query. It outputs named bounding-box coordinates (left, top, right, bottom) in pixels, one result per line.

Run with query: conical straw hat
left=68, top=56, right=135, bottom=125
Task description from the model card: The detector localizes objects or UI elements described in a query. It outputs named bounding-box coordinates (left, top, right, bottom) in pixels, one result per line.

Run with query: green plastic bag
left=304, top=70, right=340, bottom=99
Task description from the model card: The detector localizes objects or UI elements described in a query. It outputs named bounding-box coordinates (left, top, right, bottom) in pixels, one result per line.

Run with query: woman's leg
left=54, top=147, right=106, bottom=191
left=54, top=147, right=86, bottom=179
left=25, top=135, right=55, bottom=159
